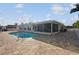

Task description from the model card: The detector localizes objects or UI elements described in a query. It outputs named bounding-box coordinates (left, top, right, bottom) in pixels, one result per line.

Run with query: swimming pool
left=9, top=32, right=36, bottom=38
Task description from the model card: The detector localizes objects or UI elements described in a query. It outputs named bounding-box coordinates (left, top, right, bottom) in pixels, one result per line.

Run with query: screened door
left=53, top=24, right=58, bottom=32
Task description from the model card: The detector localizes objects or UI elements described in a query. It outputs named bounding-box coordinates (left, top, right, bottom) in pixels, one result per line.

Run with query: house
left=6, top=24, right=17, bottom=31
left=0, top=26, right=2, bottom=31
left=18, top=23, right=33, bottom=32
left=2, top=26, right=7, bottom=31
left=0, top=26, right=7, bottom=31
left=33, top=20, right=65, bottom=34
left=19, top=20, right=65, bottom=34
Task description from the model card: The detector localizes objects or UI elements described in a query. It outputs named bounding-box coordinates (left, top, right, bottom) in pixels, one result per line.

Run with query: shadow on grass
left=32, top=30, right=79, bottom=53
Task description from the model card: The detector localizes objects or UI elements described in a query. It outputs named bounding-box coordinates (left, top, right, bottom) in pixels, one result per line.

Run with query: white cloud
left=16, top=4, right=24, bottom=8
left=47, top=13, right=51, bottom=18
left=70, top=3, right=76, bottom=8
left=0, top=17, right=15, bottom=26
left=67, top=15, right=79, bottom=25
left=60, top=19, right=67, bottom=25
left=18, top=14, right=32, bottom=24
left=15, top=4, right=24, bottom=13
left=72, top=15, right=78, bottom=21
left=45, top=14, right=51, bottom=20
left=52, top=4, right=65, bottom=15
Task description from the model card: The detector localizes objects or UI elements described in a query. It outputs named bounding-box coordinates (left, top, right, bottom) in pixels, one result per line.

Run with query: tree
left=73, top=21, right=79, bottom=28
left=70, top=3, right=79, bottom=14
left=70, top=4, right=79, bottom=28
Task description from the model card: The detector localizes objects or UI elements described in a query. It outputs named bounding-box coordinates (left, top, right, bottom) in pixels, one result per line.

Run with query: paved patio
left=75, top=29, right=79, bottom=39
left=0, top=31, right=78, bottom=55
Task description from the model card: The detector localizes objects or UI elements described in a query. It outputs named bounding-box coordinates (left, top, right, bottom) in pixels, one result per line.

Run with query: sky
left=0, top=3, right=78, bottom=26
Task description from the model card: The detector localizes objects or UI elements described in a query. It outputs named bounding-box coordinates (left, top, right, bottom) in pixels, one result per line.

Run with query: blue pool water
left=9, top=32, right=36, bottom=38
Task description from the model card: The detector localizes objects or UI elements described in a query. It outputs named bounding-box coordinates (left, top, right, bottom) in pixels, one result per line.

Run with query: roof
left=33, top=20, right=64, bottom=25
left=6, top=25, right=17, bottom=28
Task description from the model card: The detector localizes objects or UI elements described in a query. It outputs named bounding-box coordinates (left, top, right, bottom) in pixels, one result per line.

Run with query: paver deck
left=0, top=31, right=78, bottom=55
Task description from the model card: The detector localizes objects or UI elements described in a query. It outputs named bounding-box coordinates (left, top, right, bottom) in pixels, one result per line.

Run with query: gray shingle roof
left=33, top=20, right=64, bottom=25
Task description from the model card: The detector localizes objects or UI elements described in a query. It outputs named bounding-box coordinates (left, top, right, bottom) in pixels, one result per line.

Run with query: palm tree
left=70, top=3, right=79, bottom=14
left=70, top=4, right=79, bottom=28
